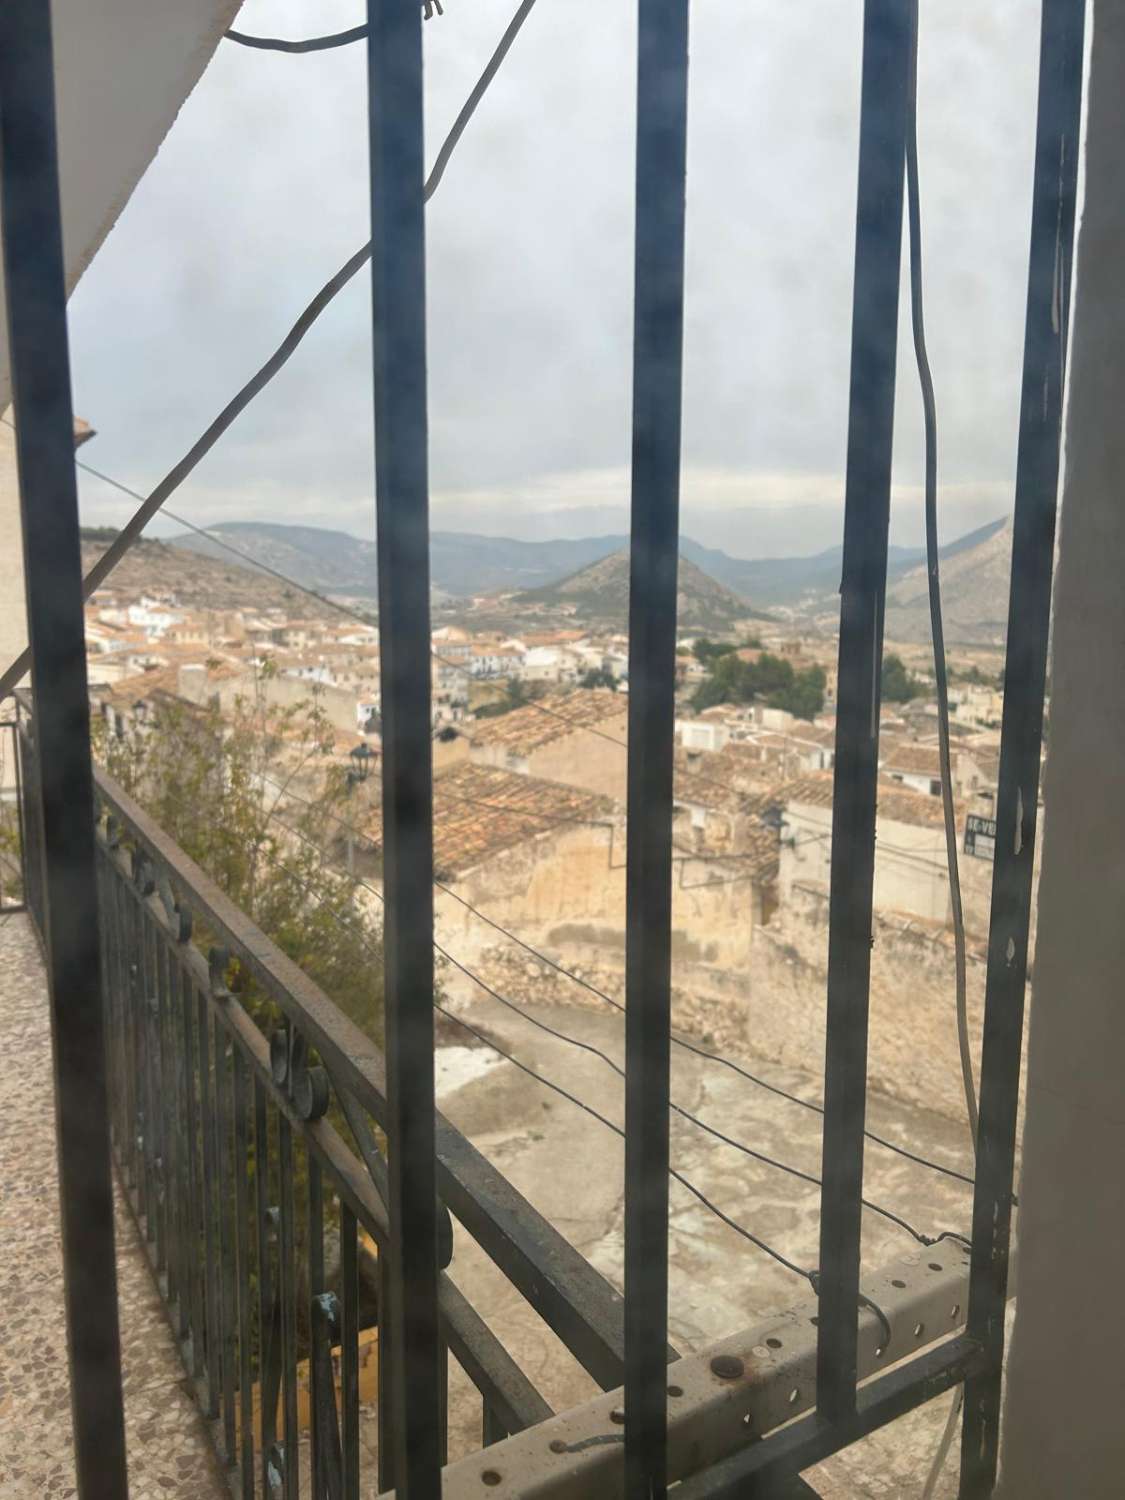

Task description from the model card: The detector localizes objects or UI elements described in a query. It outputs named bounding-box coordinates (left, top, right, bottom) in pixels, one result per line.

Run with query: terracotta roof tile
left=468, top=690, right=627, bottom=754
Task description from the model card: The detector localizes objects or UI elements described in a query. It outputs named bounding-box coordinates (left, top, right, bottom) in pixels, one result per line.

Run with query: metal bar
left=98, top=835, right=553, bottom=1456
left=673, top=1338, right=981, bottom=1500
left=0, top=7, right=127, bottom=1490
left=198, top=988, right=222, bottom=1417
left=95, top=765, right=629, bottom=1386
left=309, top=1152, right=326, bottom=1487
left=156, top=933, right=176, bottom=1294
left=383, top=1245, right=983, bottom=1500
left=255, top=1076, right=278, bottom=1483
left=483, top=1405, right=508, bottom=1449
left=377, top=1248, right=396, bottom=1494
left=10, top=717, right=28, bottom=912
left=215, top=1021, right=238, bottom=1462
left=140, top=906, right=159, bottom=1244
left=341, top=1205, right=361, bottom=1500
left=279, top=1113, right=300, bottom=1499
left=958, top=0, right=1086, bottom=1491
left=314, top=1295, right=345, bottom=1499
left=437, top=1277, right=553, bottom=1439
left=234, top=1051, right=256, bottom=1499
left=624, top=2, right=691, bottom=1494
left=366, top=1, right=439, bottom=1491
left=817, top=0, right=912, bottom=1422
left=183, top=959, right=205, bottom=1375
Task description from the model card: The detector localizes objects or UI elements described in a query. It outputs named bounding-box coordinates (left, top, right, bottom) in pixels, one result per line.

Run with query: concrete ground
left=0, top=912, right=228, bottom=1500
left=433, top=983, right=982, bottom=1497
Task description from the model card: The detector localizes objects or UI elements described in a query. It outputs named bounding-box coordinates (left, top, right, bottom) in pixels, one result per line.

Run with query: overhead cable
left=0, top=0, right=541, bottom=699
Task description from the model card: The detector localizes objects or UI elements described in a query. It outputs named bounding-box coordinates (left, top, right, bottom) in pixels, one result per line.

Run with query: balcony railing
left=0, top=0, right=1084, bottom=1496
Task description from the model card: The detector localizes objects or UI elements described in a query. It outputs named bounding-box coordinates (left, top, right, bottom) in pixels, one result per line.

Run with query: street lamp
left=346, top=741, right=375, bottom=791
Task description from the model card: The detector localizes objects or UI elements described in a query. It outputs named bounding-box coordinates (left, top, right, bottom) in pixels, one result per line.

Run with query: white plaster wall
left=0, top=0, right=241, bottom=683
left=997, top=5, right=1125, bottom=1493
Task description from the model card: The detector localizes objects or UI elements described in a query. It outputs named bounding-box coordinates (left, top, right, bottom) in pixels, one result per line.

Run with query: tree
left=881, top=653, right=923, bottom=703
left=98, top=684, right=387, bottom=1046
left=579, top=667, right=618, bottom=691
left=692, top=638, right=737, bottom=665
left=774, top=664, right=826, bottom=721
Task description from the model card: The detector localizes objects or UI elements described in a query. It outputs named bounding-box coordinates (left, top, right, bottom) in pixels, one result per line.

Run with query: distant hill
left=81, top=533, right=339, bottom=619
left=884, top=516, right=1013, bottom=645
left=168, top=516, right=1011, bottom=629
left=516, top=548, right=768, bottom=633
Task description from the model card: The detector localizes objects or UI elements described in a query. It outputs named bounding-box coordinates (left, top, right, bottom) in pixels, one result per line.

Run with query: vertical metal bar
left=136, top=903, right=153, bottom=1233
left=10, top=716, right=27, bottom=911
left=959, top=1, right=1086, bottom=1492
left=157, top=935, right=177, bottom=1298
left=255, top=1078, right=277, bottom=1483
left=198, top=990, right=222, bottom=1417
left=341, top=1206, right=361, bottom=1500
left=309, top=1153, right=326, bottom=1487
left=0, top=9, right=128, bottom=1491
left=366, top=2, right=440, bottom=1494
left=624, top=3, right=690, bottom=1495
left=104, top=862, right=123, bottom=1154
left=377, top=1252, right=396, bottom=1495
left=482, top=1404, right=508, bottom=1449
left=182, top=961, right=204, bottom=1371
left=279, top=1115, right=300, bottom=1499
left=234, top=1051, right=255, bottom=1500
left=215, top=1023, right=237, bottom=1462
left=816, top=0, right=912, bottom=1424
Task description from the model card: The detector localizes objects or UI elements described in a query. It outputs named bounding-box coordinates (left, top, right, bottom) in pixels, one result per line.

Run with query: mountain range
left=170, top=515, right=1012, bottom=643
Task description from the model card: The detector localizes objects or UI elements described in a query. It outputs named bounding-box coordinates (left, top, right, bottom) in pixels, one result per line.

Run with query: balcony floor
left=0, top=912, right=228, bottom=1500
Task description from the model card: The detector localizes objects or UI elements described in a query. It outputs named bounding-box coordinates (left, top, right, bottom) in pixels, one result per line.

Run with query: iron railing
left=0, top=0, right=1087, bottom=1496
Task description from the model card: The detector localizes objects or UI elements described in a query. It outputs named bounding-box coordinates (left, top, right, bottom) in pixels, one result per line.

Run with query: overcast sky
left=68, top=0, right=1046, bottom=559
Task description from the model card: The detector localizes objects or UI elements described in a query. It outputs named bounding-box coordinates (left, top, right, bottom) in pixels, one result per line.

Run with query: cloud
left=69, top=0, right=1044, bottom=559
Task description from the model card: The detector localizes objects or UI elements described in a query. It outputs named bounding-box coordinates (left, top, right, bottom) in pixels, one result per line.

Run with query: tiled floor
left=0, top=912, right=228, bottom=1500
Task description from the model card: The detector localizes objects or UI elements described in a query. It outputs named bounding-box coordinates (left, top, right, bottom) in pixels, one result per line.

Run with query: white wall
left=998, top=6, right=1125, bottom=1492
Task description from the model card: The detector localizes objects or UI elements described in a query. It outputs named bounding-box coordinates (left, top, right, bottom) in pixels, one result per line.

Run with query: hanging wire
left=255, top=764, right=977, bottom=1190
left=0, top=0, right=542, bottom=699
left=259, top=804, right=971, bottom=1259
left=904, top=4, right=983, bottom=1492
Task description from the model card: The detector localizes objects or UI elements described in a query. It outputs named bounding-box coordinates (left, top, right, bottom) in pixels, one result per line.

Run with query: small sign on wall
left=964, top=813, right=997, bottom=861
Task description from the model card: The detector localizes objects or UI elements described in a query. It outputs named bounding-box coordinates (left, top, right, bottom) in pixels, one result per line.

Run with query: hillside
left=173, top=521, right=381, bottom=598
left=516, top=548, right=767, bottom=633
left=81, top=533, right=339, bottom=618
left=884, top=517, right=1013, bottom=645
left=168, top=516, right=1011, bottom=627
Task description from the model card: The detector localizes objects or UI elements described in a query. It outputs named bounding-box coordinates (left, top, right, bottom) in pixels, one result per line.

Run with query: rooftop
left=365, top=761, right=616, bottom=877
left=467, top=689, right=627, bottom=754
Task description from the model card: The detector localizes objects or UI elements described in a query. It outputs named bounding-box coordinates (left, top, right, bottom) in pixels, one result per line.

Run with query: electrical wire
left=260, top=796, right=972, bottom=1258
left=260, top=770, right=977, bottom=1189
left=266, top=850, right=816, bottom=1283
left=225, top=0, right=445, bottom=51
left=905, top=0, right=976, bottom=1158
left=0, top=0, right=542, bottom=700
left=905, top=5, right=980, bottom=1492
left=76, top=444, right=978, bottom=1193
left=225, top=24, right=370, bottom=54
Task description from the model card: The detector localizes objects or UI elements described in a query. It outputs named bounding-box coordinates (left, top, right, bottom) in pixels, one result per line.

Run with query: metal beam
left=958, top=1, right=1086, bottom=1492
left=625, top=1, right=691, bottom=1495
left=0, top=5, right=128, bottom=1497
left=377, top=1244, right=984, bottom=1499
left=817, top=0, right=912, bottom=1422
left=366, top=0, right=441, bottom=1492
